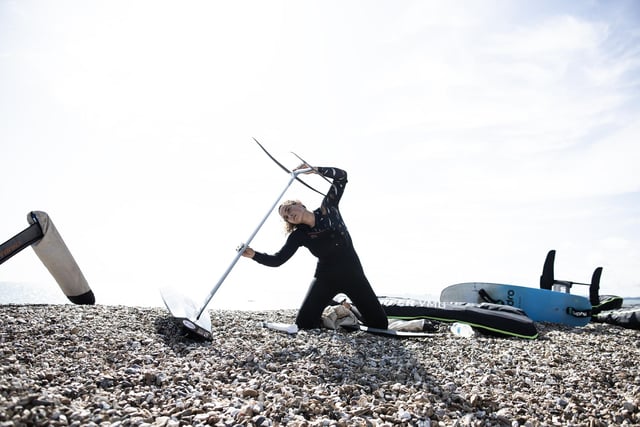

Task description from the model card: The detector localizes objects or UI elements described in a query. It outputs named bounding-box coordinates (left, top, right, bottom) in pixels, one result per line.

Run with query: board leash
left=252, top=137, right=326, bottom=197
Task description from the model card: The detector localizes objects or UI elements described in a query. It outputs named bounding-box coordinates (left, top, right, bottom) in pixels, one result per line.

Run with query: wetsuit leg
left=296, top=278, right=336, bottom=329
left=344, top=276, right=388, bottom=329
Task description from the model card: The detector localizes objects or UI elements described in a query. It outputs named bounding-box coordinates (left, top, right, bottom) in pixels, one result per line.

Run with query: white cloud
left=491, top=15, right=607, bottom=56
left=2, top=1, right=640, bottom=306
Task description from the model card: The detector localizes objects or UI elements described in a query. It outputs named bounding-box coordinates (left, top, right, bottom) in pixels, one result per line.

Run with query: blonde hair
left=279, top=199, right=303, bottom=234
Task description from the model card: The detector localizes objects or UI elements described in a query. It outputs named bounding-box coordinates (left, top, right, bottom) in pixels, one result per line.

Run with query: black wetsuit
left=252, top=167, right=388, bottom=330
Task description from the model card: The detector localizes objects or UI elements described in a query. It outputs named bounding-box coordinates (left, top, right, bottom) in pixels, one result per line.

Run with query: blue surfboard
left=440, top=282, right=591, bottom=326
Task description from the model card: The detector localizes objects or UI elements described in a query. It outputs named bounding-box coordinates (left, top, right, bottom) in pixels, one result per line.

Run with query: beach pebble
left=0, top=304, right=638, bottom=425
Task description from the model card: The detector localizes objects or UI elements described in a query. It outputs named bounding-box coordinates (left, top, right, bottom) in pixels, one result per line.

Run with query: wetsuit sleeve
left=252, top=231, right=302, bottom=267
left=316, top=167, right=347, bottom=212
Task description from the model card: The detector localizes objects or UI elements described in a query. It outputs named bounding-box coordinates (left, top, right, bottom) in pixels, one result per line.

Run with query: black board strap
left=478, top=288, right=503, bottom=305
left=566, top=307, right=592, bottom=319
left=0, top=221, right=44, bottom=265
left=252, top=138, right=326, bottom=197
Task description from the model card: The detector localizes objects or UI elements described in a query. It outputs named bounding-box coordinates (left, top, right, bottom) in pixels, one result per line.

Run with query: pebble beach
left=1, top=304, right=638, bottom=427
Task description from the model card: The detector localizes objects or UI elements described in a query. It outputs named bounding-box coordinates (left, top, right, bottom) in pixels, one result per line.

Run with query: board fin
left=540, top=250, right=555, bottom=290
left=589, top=267, right=602, bottom=306
left=540, top=250, right=606, bottom=297
left=589, top=266, right=623, bottom=314
left=161, top=287, right=212, bottom=340
left=252, top=138, right=326, bottom=196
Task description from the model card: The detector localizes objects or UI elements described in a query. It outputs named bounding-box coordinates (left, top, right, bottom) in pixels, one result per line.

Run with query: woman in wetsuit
left=240, top=164, right=388, bottom=330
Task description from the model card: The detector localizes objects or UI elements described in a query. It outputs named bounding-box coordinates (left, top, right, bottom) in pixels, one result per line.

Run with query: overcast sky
left=1, top=1, right=639, bottom=310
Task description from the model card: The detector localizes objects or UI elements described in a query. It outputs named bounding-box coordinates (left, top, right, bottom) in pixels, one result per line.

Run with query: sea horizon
left=1, top=280, right=639, bottom=310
